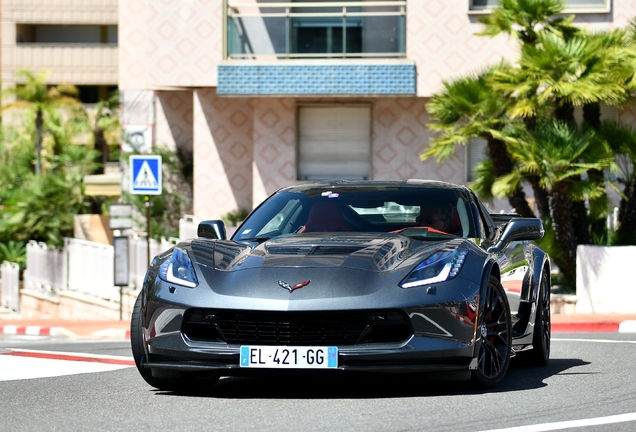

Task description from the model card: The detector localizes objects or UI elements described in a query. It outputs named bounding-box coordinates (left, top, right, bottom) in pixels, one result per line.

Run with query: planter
left=576, top=245, right=636, bottom=314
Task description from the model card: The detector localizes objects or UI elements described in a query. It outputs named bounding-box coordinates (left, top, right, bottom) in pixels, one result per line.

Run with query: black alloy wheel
left=527, top=268, right=551, bottom=366
left=472, top=275, right=512, bottom=388
left=130, top=291, right=220, bottom=392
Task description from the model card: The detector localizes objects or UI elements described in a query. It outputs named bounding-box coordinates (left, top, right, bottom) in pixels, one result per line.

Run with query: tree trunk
left=582, top=102, right=601, bottom=129
left=35, top=108, right=43, bottom=175
left=486, top=136, right=535, bottom=217
left=93, top=127, right=108, bottom=175
left=616, top=176, right=636, bottom=245
left=571, top=198, right=590, bottom=245
left=554, top=99, right=576, bottom=125
left=583, top=102, right=606, bottom=241
left=522, top=115, right=550, bottom=220
left=528, top=175, right=551, bottom=221
left=549, top=183, right=577, bottom=283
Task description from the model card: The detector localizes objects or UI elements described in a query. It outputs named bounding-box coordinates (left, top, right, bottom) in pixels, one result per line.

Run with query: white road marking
left=552, top=338, right=636, bottom=344
left=478, top=412, right=636, bottom=432
left=0, top=349, right=134, bottom=381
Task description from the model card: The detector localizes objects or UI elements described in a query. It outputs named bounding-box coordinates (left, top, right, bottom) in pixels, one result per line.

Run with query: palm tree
left=494, top=30, right=631, bottom=244
left=91, top=90, right=121, bottom=174
left=497, top=121, right=613, bottom=283
left=494, top=32, right=626, bottom=124
left=423, top=69, right=535, bottom=217
left=477, top=0, right=579, bottom=47
left=477, top=0, right=580, bottom=221
left=1, top=69, right=85, bottom=174
left=594, top=121, right=636, bottom=245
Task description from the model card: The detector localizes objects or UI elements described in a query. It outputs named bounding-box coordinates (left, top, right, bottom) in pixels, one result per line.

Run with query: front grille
left=184, top=309, right=412, bottom=346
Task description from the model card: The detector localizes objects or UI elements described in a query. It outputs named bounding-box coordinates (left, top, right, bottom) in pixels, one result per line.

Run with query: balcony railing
left=225, top=1, right=406, bottom=59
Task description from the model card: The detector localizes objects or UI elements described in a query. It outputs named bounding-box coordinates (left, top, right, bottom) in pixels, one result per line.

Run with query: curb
left=0, top=325, right=130, bottom=340
left=552, top=320, right=636, bottom=333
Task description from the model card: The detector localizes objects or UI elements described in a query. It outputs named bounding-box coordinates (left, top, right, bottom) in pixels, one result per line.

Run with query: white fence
left=4, top=215, right=224, bottom=311
left=24, top=241, right=67, bottom=293
left=66, top=237, right=118, bottom=301
left=1, top=261, right=20, bottom=311
left=14, top=231, right=182, bottom=311
left=129, top=234, right=179, bottom=289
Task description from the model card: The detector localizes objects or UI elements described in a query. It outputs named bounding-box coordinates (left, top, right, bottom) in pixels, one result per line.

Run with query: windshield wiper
left=238, top=237, right=271, bottom=244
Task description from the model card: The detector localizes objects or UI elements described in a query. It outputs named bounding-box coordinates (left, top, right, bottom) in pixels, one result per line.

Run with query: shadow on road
left=153, top=357, right=590, bottom=399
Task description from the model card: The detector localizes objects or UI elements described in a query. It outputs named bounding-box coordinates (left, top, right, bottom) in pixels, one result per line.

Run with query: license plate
left=240, top=346, right=338, bottom=369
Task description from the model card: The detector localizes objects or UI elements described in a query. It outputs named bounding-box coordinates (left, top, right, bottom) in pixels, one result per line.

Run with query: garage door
left=298, top=105, right=371, bottom=180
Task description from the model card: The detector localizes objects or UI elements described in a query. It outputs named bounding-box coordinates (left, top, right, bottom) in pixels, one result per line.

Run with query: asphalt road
left=0, top=333, right=635, bottom=432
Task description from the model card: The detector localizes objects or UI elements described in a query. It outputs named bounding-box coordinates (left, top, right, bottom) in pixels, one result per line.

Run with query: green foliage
left=470, top=159, right=497, bottom=203
left=0, top=145, right=99, bottom=247
left=0, top=240, right=26, bottom=270
left=477, top=0, right=578, bottom=46
left=0, top=69, right=102, bottom=248
left=423, top=67, right=512, bottom=163
left=424, top=0, right=636, bottom=289
left=222, top=209, right=249, bottom=227
left=1, top=69, right=88, bottom=174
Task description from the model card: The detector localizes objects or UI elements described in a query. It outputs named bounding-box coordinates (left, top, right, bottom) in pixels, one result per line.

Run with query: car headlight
left=400, top=247, right=468, bottom=288
left=158, top=247, right=198, bottom=288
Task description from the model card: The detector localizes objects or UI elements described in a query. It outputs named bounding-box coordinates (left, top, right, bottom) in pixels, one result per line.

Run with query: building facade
left=1, top=0, right=118, bottom=103
left=118, top=0, right=632, bottom=220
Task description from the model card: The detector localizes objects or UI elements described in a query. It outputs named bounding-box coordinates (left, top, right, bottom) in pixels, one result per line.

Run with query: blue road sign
left=130, top=155, right=162, bottom=195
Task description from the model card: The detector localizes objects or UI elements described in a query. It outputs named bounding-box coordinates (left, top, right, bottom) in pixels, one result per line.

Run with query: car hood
left=189, top=233, right=467, bottom=273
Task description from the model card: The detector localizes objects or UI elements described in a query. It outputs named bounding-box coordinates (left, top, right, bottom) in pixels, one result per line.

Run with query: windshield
left=234, top=186, right=476, bottom=241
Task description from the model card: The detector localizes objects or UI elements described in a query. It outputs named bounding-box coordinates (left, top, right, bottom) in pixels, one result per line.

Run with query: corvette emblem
left=278, top=280, right=310, bottom=292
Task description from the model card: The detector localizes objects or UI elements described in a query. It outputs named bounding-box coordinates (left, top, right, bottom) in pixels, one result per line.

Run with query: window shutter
left=298, top=105, right=371, bottom=180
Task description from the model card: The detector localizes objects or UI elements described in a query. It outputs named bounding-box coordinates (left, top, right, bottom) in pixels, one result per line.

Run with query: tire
left=130, top=291, right=220, bottom=392
left=527, top=269, right=551, bottom=366
left=471, top=275, right=512, bottom=389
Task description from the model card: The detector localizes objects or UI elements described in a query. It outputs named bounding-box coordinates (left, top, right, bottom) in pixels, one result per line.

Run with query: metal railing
left=225, top=1, right=406, bottom=59
left=1, top=261, right=20, bottom=311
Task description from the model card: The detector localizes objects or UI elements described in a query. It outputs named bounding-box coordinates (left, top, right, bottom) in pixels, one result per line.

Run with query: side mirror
left=487, top=218, right=544, bottom=253
left=197, top=220, right=227, bottom=240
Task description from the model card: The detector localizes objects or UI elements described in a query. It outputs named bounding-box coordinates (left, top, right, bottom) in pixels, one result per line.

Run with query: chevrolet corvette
left=131, top=180, right=551, bottom=391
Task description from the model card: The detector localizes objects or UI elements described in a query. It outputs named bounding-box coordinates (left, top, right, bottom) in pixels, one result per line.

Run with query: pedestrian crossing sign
left=130, top=155, right=162, bottom=195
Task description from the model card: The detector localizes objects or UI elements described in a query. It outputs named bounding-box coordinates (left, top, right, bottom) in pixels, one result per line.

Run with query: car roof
left=279, top=179, right=469, bottom=193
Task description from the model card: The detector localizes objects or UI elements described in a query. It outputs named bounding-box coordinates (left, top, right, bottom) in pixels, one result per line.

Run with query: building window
left=16, top=25, right=118, bottom=44
left=226, top=0, right=405, bottom=59
left=297, top=105, right=371, bottom=180
left=470, top=0, right=609, bottom=12
left=76, top=85, right=118, bottom=104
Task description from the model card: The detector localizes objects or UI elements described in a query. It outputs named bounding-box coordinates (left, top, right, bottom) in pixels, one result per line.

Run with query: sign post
left=113, top=236, right=129, bottom=320
left=130, top=155, right=162, bottom=267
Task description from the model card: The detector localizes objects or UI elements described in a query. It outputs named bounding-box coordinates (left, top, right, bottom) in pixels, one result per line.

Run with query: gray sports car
left=131, top=180, right=551, bottom=391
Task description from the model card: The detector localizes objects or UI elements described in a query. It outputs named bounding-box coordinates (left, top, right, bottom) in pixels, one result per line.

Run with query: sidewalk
left=1, top=313, right=635, bottom=340
left=0, top=315, right=130, bottom=340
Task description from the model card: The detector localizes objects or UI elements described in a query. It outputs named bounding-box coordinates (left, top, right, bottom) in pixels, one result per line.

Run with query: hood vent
left=267, top=245, right=365, bottom=256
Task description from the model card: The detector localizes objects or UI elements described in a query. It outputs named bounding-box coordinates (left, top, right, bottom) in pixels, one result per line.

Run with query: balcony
left=4, top=45, right=118, bottom=85
left=220, top=1, right=413, bottom=96
left=225, top=1, right=406, bottom=59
